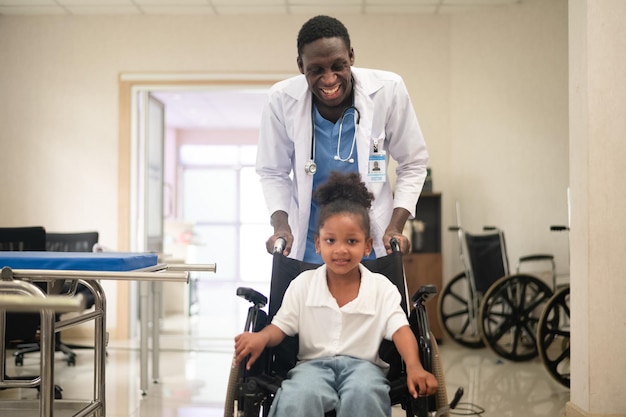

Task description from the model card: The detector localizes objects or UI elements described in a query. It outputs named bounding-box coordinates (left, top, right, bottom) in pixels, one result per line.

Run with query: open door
left=127, top=91, right=165, bottom=347
left=132, top=91, right=165, bottom=254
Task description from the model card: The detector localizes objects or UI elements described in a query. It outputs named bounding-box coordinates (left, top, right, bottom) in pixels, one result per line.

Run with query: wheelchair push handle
left=273, top=237, right=287, bottom=254
left=274, top=237, right=401, bottom=254
left=550, top=225, right=570, bottom=232
left=389, top=237, right=401, bottom=253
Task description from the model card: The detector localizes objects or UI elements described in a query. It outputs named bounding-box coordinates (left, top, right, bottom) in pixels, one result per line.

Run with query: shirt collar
left=305, top=264, right=376, bottom=314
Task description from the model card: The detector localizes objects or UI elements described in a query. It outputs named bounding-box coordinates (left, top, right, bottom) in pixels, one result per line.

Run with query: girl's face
left=314, top=212, right=373, bottom=279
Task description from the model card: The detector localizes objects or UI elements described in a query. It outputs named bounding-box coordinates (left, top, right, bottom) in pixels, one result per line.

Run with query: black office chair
left=0, top=226, right=63, bottom=398
left=0, top=226, right=47, bottom=345
left=45, top=231, right=99, bottom=253
left=45, top=231, right=99, bottom=314
left=12, top=232, right=100, bottom=367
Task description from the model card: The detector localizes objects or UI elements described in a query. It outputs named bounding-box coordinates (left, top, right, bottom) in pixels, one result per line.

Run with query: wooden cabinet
left=403, top=253, right=443, bottom=340
left=403, top=193, right=443, bottom=341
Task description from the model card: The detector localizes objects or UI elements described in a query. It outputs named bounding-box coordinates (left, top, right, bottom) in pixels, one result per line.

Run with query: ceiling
left=1, top=0, right=524, bottom=130
left=151, top=89, right=270, bottom=130
left=0, top=0, right=522, bottom=17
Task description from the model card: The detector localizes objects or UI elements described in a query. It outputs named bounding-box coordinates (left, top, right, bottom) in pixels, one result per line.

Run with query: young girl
left=234, top=171, right=438, bottom=417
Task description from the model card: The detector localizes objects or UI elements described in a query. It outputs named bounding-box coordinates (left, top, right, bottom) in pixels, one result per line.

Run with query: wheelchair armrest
left=237, top=287, right=268, bottom=308
left=412, top=284, right=437, bottom=307
left=518, top=254, right=554, bottom=263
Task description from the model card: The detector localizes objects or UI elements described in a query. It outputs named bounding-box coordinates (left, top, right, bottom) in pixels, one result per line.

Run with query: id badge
left=368, top=152, right=386, bottom=183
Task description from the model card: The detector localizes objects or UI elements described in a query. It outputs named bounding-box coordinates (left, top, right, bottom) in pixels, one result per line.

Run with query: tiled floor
left=1, top=280, right=570, bottom=416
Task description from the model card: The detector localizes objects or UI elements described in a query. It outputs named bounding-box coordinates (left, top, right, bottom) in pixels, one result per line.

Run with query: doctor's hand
left=266, top=232, right=293, bottom=256
left=384, top=208, right=412, bottom=255
left=383, top=232, right=411, bottom=255
left=266, top=211, right=293, bottom=256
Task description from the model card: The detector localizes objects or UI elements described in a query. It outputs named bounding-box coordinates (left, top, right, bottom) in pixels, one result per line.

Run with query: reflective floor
left=1, top=280, right=570, bottom=416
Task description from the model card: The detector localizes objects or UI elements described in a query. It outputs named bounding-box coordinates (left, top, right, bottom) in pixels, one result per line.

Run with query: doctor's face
left=298, top=37, right=355, bottom=114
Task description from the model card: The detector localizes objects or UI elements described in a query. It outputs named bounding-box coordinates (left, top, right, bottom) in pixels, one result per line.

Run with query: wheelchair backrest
left=266, top=250, right=408, bottom=379
left=464, top=231, right=510, bottom=294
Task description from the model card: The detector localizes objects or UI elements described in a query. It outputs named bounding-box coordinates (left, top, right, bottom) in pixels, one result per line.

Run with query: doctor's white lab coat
left=256, top=66, right=429, bottom=260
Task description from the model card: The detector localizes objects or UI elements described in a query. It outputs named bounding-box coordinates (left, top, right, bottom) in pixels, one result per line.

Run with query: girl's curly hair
left=313, top=171, right=374, bottom=237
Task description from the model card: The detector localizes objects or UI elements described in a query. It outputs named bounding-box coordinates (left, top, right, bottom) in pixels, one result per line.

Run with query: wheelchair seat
left=226, top=241, right=459, bottom=417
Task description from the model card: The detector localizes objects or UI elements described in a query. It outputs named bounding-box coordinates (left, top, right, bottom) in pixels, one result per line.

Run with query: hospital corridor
left=2, top=0, right=624, bottom=416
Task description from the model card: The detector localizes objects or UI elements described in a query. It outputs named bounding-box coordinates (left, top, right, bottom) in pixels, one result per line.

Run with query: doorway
left=117, top=74, right=285, bottom=341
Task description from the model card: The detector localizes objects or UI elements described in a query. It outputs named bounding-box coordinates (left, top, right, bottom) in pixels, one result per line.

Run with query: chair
left=45, top=231, right=99, bottom=253
left=0, top=226, right=46, bottom=251
left=225, top=239, right=462, bottom=417
left=1, top=227, right=47, bottom=345
left=45, top=231, right=99, bottom=310
left=0, top=226, right=63, bottom=398
left=12, top=231, right=100, bottom=367
left=438, top=226, right=554, bottom=362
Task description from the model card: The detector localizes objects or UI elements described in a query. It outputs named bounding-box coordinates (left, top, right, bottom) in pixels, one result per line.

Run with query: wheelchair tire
left=537, top=286, right=570, bottom=388
left=224, top=354, right=240, bottom=417
left=438, top=272, right=484, bottom=349
left=430, top=332, right=450, bottom=417
left=479, top=274, right=553, bottom=362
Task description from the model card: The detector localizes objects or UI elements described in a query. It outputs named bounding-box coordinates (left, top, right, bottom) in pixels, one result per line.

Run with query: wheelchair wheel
left=224, top=354, right=241, bottom=417
left=479, top=274, right=553, bottom=362
left=430, top=332, right=450, bottom=417
left=537, top=286, right=570, bottom=388
left=438, top=272, right=484, bottom=348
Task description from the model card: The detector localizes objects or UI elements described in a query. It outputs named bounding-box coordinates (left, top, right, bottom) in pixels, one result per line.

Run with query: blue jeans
left=268, top=356, right=390, bottom=417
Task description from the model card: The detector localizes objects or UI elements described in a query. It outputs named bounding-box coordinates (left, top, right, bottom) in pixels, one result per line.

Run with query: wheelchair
left=438, top=225, right=555, bottom=362
left=536, top=225, right=570, bottom=388
left=225, top=238, right=463, bottom=417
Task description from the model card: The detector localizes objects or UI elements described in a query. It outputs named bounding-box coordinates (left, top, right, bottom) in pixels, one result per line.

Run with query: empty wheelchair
left=438, top=226, right=554, bottom=361
left=225, top=239, right=462, bottom=417
left=536, top=225, right=570, bottom=388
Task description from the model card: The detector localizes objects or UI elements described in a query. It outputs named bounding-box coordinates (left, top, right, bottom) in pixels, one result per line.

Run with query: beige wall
left=0, top=0, right=568, bottom=329
left=568, top=1, right=626, bottom=416
left=0, top=0, right=568, bottom=278
left=447, top=0, right=569, bottom=276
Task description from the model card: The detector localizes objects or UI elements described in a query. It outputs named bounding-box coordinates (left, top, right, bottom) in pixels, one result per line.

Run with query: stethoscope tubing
left=306, top=105, right=361, bottom=176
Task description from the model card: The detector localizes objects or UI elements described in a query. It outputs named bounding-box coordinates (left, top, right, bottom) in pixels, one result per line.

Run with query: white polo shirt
left=271, top=264, right=409, bottom=368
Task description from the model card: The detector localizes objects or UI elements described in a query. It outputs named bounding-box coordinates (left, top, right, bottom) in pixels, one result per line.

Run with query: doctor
left=257, top=15, right=429, bottom=263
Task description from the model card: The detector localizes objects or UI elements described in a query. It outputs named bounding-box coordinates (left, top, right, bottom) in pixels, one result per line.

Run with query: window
left=180, top=144, right=273, bottom=288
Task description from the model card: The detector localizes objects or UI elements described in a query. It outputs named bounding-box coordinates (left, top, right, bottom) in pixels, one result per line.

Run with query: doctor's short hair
left=297, top=15, right=352, bottom=57
left=313, top=171, right=374, bottom=238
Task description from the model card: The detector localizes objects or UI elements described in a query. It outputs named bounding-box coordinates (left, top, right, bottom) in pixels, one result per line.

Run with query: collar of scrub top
left=305, top=103, right=361, bottom=176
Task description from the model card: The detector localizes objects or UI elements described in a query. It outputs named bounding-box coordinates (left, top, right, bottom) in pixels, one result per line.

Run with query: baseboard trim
left=566, top=403, right=588, bottom=417
left=565, top=402, right=626, bottom=417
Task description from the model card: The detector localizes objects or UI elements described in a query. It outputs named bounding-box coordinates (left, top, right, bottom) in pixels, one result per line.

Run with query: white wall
left=0, top=0, right=568, bottom=326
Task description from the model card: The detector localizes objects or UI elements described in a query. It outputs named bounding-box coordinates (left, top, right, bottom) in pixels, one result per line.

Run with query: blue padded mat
left=0, top=251, right=158, bottom=272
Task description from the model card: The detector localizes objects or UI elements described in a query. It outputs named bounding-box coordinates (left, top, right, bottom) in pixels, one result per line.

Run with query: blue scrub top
left=304, top=106, right=375, bottom=264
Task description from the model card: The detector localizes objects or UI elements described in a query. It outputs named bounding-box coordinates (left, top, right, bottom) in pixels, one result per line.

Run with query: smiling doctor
left=256, top=15, right=429, bottom=263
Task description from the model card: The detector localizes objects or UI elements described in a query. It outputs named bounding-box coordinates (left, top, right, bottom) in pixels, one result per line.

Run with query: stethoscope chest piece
left=305, top=160, right=317, bottom=176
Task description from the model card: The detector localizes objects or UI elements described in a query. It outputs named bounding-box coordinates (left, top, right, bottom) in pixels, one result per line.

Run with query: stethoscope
left=305, top=105, right=361, bottom=176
